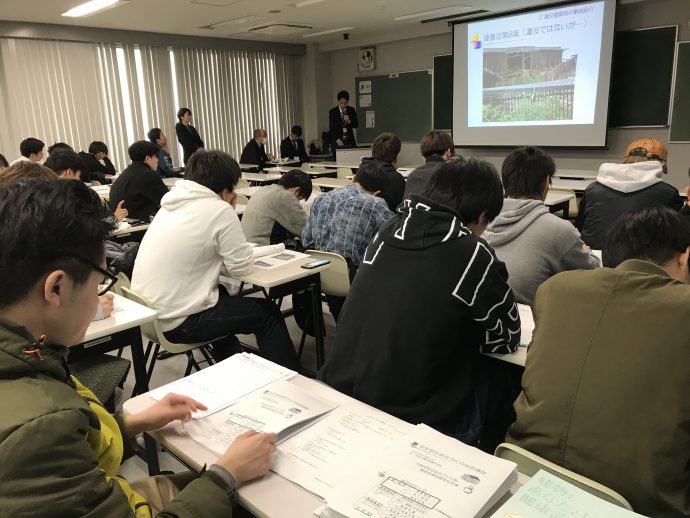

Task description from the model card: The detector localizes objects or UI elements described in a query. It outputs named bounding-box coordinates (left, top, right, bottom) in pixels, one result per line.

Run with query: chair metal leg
left=146, top=344, right=161, bottom=382
left=198, top=345, right=215, bottom=366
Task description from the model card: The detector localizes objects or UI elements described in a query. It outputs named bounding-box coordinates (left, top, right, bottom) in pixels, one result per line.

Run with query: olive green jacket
left=0, top=319, right=234, bottom=517
left=508, top=260, right=690, bottom=517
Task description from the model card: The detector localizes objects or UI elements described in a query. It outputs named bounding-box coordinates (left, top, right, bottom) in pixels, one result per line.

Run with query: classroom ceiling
left=0, top=0, right=615, bottom=46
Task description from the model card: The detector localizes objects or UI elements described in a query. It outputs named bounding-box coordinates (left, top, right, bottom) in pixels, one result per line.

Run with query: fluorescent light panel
left=202, top=15, right=267, bottom=29
left=61, top=0, right=127, bottom=17
left=303, top=26, right=354, bottom=38
left=295, top=0, right=327, bottom=7
left=394, top=4, right=473, bottom=21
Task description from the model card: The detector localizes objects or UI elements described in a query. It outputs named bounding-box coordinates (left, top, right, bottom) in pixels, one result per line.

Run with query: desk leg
left=310, top=277, right=325, bottom=369
left=127, top=327, right=160, bottom=475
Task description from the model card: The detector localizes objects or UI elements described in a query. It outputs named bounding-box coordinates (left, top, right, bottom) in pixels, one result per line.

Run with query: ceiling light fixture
left=303, top=26, right=353, bottom=38
left=394, top=4, right=472, bottom=22
left=61, top=0, right=128, bottom=17
left=200, top=15, right=266, bottom=29
left=295, top=0, right=327, bottom=7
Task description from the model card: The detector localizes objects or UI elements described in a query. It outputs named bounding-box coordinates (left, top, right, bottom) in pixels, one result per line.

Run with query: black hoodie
left=320, top=194, right=520, bottom=436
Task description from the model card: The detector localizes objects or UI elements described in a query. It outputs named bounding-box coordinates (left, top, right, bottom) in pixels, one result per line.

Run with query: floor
left=116, top=290, right=337, bottom=488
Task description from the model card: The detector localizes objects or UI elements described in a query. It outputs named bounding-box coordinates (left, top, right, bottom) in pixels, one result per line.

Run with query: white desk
left=551, top=178, right=593, bottom=192
left=110, top=223, right=150, bottom=241
left=312, top=177, right=351, bottom=190
left=483, top=304, right=533, bottom=367
left=162, top=177, right=179, bottom=188
left=221, top=256, right=329, bottom=290
left=545, top=190, right=575, bottom=217
left=91, top=184, right=111, bottom=201
left=267, top=158, right=301, bottom=167
left=124, top=374, right=526, bottom=517
left=235, top=204, right=246, bottom=217
left=235, top=186, right=265, bottom=198
left=242, top=172, right=282, bottom=184
left=554, top=169, right=598, bottom=180
left=82, top=293, right=156, bottom=343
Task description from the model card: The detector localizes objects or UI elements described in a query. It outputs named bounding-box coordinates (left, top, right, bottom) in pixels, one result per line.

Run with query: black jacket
left=359, top=156, right=405, bottom=211
left=240, top=139, right=269, bottom=171
left=328, top=105, right=358, bottom=149
left=403, top=155, right=444, bottom=200
left=280, top=136, right=310, bottom=163
left=576, top=181, right=682, bottom=249
left=175, top=122, right=204, bottom=164
left=78, top=152, right=115, bottom=184
left=107, top=161, right=168, bottom=221
left=155, top=145, right=182, bottom=179
left=320, top=194, right=520, bottom=437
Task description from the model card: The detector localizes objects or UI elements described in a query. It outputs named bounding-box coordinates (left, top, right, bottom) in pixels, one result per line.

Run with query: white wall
left=318, top=0, right=690, bottom=189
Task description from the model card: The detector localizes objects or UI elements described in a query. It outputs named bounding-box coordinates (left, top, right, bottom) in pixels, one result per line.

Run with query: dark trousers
left=164, top=286, right=300, bottom=371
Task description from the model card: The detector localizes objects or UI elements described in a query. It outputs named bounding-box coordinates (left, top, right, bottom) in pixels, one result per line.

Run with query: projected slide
left=467, top=3, right=605, bottom=127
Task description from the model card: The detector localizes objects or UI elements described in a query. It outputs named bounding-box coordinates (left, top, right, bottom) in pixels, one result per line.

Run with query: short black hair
left=147, top=128, right=162, bottom=143
left=20, top=138, right=44, bottom=158
left=0, top=154, right=8, bottom=168
left=291, top=125, right=302, bottom=137
left=177, top=107, right=191, bottom=121
left=44, top=150, right=85, bottom=176
left=603, top=207, right=690, bottom=268
left=128, top=141, right=159, bottom=162
left=0, top=178, right=115, bottom=309
left=278, top=169, right=312, bottom=200
left=337, top=90, right=349, bottom=101
left=371, top=132, right=401, bottom=164
left=423, top=157, right=503, bottom=224
left=48, top=142, right=74, bottom=155
left=185, top=149, right=241, bottom=194
left=88, top=141, right=109, bottom=155
left=354, top=160, right=389, bottom=193
left=502, top=146, right=555, bottom=198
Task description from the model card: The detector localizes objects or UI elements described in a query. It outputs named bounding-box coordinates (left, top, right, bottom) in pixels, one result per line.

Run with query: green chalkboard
left=433, top=55, right=453, bottom=131
left=355, top=70, right=432, bottom=143
left=670, top=41, right=690, bottom=142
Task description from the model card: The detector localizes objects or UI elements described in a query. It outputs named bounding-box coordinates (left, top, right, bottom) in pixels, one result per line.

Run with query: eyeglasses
left=62, top=254, right=119, bottom=295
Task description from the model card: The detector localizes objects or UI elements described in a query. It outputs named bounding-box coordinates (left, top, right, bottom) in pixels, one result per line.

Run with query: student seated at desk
left=240, top=128, right=275, bottom=171
left=508, top=206, right=690, bottom=517
left=403, top=130, right=455, bottom=199
left=280, top=125, right=310, bottom=164
left=10, top=137, right=44, bottom=165
left=241, top=170, right=312, bottom=246
left=148, top=127, right=183, bottom=179
left=108, top=141, right=168, bottom=222
left=358, top=132, right=405, bottom=211
left=483, top=146, right=599, bottom=305
left=301, top=161, right=393, bottom=320
left=0, top=178, right=278, bottom=517
left=576, top=138, right=682, bottom=249
left=79, top=140, right=116, bottom=184
left=131, top=149, right=300, bottom=369
left=320, top=158, right=521, bottom=449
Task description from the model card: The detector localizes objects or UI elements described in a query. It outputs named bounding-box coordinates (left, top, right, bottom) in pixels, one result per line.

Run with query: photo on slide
left=482, top=46, right=577, bottom=123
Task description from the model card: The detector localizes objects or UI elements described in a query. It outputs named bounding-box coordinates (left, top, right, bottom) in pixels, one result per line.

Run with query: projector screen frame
left=450, top=0, right=617, bottom=150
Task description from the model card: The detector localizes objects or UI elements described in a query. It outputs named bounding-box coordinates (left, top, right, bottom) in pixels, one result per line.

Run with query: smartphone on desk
left=301, top=259, right=330, bottom=269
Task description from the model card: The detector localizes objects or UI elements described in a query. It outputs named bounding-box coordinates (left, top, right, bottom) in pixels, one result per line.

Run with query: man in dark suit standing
left=240, top=128, right=275, bottom=171
left=329, top=90, right=359, bottom=157
left=175, top=107, right=204, bottom=164
left=280, top=125, right=310, bottom=164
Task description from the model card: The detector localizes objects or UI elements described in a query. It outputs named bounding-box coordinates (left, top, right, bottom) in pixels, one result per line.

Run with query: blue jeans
left=164, top=287, right=300, bottom=371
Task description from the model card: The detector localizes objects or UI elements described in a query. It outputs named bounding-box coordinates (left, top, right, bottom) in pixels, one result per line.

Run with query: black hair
left=291, top=125, right=303, bottom=137
left=177, top=107, right=191, bottom=121
left=337, top=90, right=349, bottom=101
left=0, top=178, right=115, bottom=309
left=502, top=146, right=555, bottom=198
left=371, top=132, right=401, bottom=164
left=43, top=150, right=85, bottom=176
left=20, top=138, right=44, bottom=158
left=88, top=141, right=109, bottom=155
left=278, top=169, right=312, bottom=200
left=185, top=149, right=241, bottom=194
left=354, top=160, right=389, bottom=193
left=48, top=142, right=74, bottom=154
left=603, top=207, right=690, bottom=268
left=0, top=154, right=8, bottom=168
left=128, top=141, right=159, bottom=162
left=147, top=128, right=162, bottom=143
left=423, top=157, right=503, bottom=224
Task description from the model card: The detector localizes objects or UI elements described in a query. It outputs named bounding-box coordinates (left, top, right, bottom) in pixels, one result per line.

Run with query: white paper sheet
left=324, top=424, right=517, bottom=518
left=273, top=402, right=412, bottom=498
left=517, top=303, right=534, bottom=346
left=253, top=250, right=309, bottom=269
left=184, top=379, right=339, bottom=455
left=148, top=353, right=295, bottom=418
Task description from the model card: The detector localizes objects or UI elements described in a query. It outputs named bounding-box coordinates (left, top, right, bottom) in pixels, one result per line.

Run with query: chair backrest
left=120, top=286, right=199, bottom=354
left=337, top=167, right=353, bottom=179
left=306, top=250, right=350, bottom=297
left=311, top=184, right=322, bottom=193
left=235, top=178, right=250, bottom=189
left=90, top=180, right=102, bottom=186
left=111, top=271, right=131, bottom=296
left=235, top=194, right=250, bottom=205
left=494, top=443, right=633, bottom=510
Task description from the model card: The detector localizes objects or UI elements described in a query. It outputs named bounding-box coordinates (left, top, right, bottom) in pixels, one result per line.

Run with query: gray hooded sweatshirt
left=483, top=198, right=599, bottom=305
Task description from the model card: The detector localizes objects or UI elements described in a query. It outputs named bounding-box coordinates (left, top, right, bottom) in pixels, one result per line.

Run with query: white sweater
left=131, top=180, right=252, bottom=331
